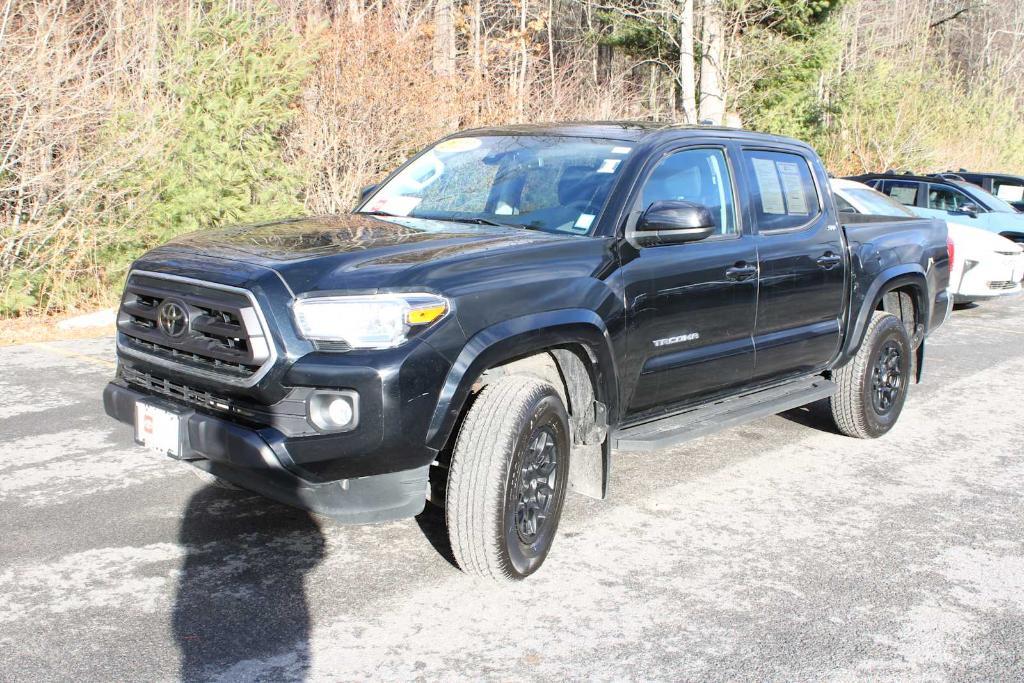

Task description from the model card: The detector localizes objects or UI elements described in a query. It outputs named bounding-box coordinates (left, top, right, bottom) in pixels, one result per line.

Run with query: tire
left=445, top=376, right=571, bottom=581
left=829, top=311, right=912, bottom=439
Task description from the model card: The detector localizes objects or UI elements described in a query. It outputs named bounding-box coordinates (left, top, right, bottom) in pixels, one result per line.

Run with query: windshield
left=845, top=187, right=916, bottom=217
left=359, top=135, right=633, bottom=235
left=956, top=181, right=1018, bottom=213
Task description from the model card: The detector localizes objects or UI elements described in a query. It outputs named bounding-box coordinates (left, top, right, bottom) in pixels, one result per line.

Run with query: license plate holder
left=135, top=400, right=188, bottom=459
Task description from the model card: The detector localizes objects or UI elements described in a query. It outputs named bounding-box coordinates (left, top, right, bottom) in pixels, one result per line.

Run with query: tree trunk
left=698, top=0, right=725, bottom=124
left=548, top=0, right=557, bottom=94
left=517, top=0, right=530, bottom=118
left=649, top=63, right=659, bottom=118
left=471, top=0, right=482, bottom=74
left=678, top=0, right=698, bottom=123
left=433, top=0, right=456, bottom=76
left=347, top=0, right=363, bottom=26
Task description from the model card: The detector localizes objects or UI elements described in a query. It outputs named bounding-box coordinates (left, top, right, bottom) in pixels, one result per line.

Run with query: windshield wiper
left=439, top=216, right=507, bottom=227
left=359, top=210, right=399, bottom=218
left=438, top=216, right=541, bottom=230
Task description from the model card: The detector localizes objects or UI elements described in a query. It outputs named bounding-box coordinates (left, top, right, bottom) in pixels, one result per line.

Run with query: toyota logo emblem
left=157, top=300, right=189, bottom=338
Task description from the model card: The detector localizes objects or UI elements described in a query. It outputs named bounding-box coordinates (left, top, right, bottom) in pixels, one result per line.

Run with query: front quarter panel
left=412, top=237, right=625, bottom=451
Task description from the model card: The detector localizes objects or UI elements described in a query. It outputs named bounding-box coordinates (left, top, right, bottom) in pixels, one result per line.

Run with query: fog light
left=308, top=390, right=359, bottom=432
left=327, top=398, right=353, bottom=426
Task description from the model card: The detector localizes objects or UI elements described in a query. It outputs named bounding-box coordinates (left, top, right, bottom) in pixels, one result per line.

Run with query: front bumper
left=951, top=252, right=1024, bottom=302
left=104, top=382, right=429, bottom=523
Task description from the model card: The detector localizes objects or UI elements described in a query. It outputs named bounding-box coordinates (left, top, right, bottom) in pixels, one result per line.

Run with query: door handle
left=816, top=252, right=843, bottom=269
left=725, top=263, right=758, bottom=281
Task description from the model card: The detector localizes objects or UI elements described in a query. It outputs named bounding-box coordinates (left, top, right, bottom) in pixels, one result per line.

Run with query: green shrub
left=141, top=2, right=311, bottom=242
left=0, top=0, right=312, bottom=316
left=0, top=269, right=38, bottom=317
left=819, top=59, right=1024, bottom=175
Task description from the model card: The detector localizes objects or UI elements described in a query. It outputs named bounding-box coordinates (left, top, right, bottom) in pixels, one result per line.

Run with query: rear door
left=619, top=142, right=758, bottom=414
left=740, top=148, right=847, bottom=382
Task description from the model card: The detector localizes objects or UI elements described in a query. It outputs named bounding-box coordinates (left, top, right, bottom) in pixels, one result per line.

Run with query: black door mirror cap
left=634, top=200, right=717, bottom=245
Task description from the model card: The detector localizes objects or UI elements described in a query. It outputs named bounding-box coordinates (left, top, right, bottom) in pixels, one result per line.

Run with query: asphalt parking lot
left=2, top=298, right=1023, bottom=682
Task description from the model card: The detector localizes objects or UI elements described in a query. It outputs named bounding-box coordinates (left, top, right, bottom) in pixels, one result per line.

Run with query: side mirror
left=959, top=203, right=980, bottom=218
left=633, top=200, right=717, bottom=245
left=359, top=183, right=380, bottom=202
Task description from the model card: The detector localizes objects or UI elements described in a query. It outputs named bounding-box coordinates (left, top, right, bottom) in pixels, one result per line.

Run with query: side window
left=927, top=184, right=972, bottom=212
left=640, top=148, right=737, bottom=235
left=833, top=193, right=857, bottom=214
left=993, top=179, right=1024, bottom=203
left=742, top=150, right=820, bottom=231
left=879, top=180, right=919, bottom=207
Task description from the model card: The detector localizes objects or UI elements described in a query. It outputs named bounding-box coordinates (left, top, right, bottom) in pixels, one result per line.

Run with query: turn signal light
left=406, top=303, right=448, bottom=326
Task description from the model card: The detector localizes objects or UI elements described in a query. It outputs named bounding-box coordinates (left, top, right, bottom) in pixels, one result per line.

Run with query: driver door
left=620, top=144, right=758, bottom=415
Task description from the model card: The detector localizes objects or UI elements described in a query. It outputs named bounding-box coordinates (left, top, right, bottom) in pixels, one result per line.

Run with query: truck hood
left=158, top=213, right=575, bottom=293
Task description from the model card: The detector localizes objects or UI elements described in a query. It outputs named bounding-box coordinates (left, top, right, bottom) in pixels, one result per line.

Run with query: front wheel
left=445, top=376, right=570, bottom=580
left=829, top=311, right=913, bottom=439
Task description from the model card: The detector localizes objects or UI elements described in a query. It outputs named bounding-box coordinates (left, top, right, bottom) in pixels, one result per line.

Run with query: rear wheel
left=445, top=376, right=570, bottom=580
left=830, top=311, right=912, bottom=439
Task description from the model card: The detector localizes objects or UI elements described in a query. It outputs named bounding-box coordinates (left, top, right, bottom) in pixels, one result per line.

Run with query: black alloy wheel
left=870, top=340, right=904, bottom=416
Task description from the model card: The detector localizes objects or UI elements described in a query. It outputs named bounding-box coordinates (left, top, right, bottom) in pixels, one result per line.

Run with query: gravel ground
left=1, top=297, right=1022, bottom=682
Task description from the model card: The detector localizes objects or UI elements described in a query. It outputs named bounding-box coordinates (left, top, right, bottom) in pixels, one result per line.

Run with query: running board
left=613, top=377, right=837, bottom=453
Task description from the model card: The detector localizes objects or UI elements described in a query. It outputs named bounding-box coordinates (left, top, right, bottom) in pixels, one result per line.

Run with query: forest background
left=2, top=0, right=1022, bottom=316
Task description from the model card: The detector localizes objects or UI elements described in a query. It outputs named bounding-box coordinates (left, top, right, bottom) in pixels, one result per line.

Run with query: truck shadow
left=414, top=503, right=459, bottom=569
left=777, top=398, right=841, bottom=435
left=173, top=485, right=325, bottom=682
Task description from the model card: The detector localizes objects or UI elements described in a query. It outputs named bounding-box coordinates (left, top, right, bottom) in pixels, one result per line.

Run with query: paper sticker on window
left=776, top=161, right=810, bottom=215
left=889, top=186, right=917, bottom=206
left=366, top=195, right=421, bottom=216
left=597, top=159, right=621, bottom=174
left=611, top=146, right=633, bottom=155
left=435, top=137, right=482, bottom=153
left=574, top=213, right=595, bottom=230
left=997, top=184, right=1024, bottom=202
left=752, top=158, right=786, bottom=215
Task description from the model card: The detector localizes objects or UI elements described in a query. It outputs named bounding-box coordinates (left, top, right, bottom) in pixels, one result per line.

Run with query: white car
left=832, top=178, right=1024, bottom=304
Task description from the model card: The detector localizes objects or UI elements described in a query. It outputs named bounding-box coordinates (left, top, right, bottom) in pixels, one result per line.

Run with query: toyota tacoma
left=104, top=123, right=952, bottom=580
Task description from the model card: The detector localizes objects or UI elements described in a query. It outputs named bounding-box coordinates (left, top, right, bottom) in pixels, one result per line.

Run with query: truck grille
left=122, top=365, right=240, bottom=414
left=120, top=365, right=316, bottom=437
left=116, top=271, right=275, bottom=386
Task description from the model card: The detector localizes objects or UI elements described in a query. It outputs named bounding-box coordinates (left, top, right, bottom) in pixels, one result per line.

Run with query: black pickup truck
left=104, top=123, right=951, bottom=580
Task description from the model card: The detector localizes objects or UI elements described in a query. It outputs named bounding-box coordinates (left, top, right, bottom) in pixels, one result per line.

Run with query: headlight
left=292, top=293, right=449, bottom=350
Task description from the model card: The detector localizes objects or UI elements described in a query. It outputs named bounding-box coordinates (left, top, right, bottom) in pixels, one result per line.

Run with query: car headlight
left=292, top=293, right=449, bottom=350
